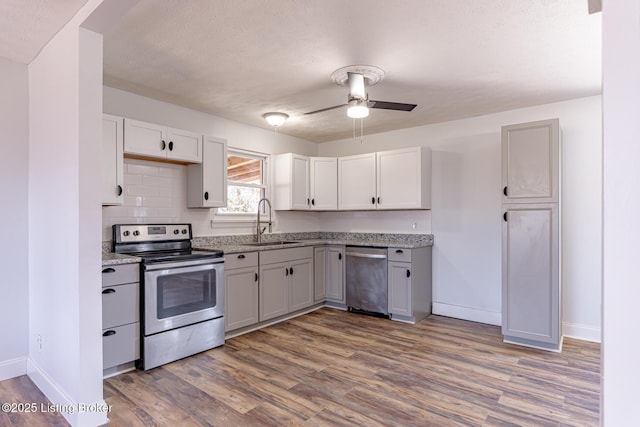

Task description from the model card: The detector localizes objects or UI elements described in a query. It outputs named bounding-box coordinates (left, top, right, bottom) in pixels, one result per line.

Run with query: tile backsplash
left=102, top=158, right=213, bottom=240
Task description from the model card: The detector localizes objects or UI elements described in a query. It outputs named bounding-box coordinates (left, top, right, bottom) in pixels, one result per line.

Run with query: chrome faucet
left=256, top=198, right=272, bottom=243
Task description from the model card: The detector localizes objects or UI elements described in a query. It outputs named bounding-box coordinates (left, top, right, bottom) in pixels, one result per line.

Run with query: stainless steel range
left=113, top=223, right=225, bottom=370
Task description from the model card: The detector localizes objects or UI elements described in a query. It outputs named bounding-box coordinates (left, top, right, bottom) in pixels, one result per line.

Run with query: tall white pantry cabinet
left=501, top=118, right=562, bottom=351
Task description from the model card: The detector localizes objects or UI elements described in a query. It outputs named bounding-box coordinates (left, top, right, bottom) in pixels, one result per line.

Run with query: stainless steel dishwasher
left=346, top=246, right=389, bottom=318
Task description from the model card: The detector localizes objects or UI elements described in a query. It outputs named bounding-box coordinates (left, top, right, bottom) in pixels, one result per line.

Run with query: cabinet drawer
left=260, top=246, right=313, bottom=265
left=101, top=263, right=139, bottom=287
left=102, top=322, right=140, bottom=369
left=388, top=248, right=412, bottom=262
left=225, top=252, right=258, bottom=270
left=102, top=283, right=139, bottom=329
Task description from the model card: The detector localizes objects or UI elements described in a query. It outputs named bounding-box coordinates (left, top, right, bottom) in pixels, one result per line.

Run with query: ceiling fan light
left=347, top=103, right=369, bottom=119
left=263, top=112, right=289, bottom=127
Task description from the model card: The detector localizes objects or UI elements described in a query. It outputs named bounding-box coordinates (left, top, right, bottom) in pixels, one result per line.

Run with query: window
left=217, top=150, right=267, bottom=215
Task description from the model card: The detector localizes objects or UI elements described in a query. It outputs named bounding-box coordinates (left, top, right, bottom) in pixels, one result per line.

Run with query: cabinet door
left=388, top=261, right=412, bottom=317
left=166, top=127, right=202, bottom=163
left=225, top=266, right=259, bottom=331
left=259, top=262, right=289, bottom=321
left=310, top=157, right=337, bottom=210
left=377, top=147, right=429, bottom=209
left=314, top=247, right=327, bottom=302
left=187, top=136, right=227, bottom=208
left=123, top=118, right=166, bottom=158
left=502, top=119, right=559, bottom=203
left=289, top=258, right=314, bottom=312
left=291, top=154, right=310, bottom=209
left=338, top=153, right=376, bottom=210
left=325, top=246, right=345, bottom=303
left=102, top=114, right=124, bottom=205
left=502, top=203, right=560, bottom=346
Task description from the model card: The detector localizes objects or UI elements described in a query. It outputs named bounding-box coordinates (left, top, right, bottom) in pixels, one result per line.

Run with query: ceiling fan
left=304, top=65, right=417, bottom=118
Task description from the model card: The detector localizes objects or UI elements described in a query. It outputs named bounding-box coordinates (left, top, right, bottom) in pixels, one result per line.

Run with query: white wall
left=102, top=87, right=321, bottom=237
left=319, top=96, right=602, bottom=340
left=601, top=1, right=640, bottom=425
left=27, top=2, right=109, bottom=426
left=0, top=58, right=30, bottom=380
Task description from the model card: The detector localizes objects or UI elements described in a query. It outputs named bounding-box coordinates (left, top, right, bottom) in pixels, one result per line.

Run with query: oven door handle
left=144, top=258, right=224, bottom=271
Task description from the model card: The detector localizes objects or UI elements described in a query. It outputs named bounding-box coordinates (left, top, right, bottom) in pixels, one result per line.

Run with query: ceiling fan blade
left=368, top=100, right=417, bottom=112
left=347, top=72, right=366, bottom=100
left=304, top=104, right=347, bottom=115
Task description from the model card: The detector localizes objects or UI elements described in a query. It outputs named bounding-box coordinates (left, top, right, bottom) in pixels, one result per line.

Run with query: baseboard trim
left=562, top=321, right=601, bottom=343
left=27, top=358, right=109, bottom=427
left=0, top=356, right=27, bottom=381
left=432, top=302, right=501, bottom=326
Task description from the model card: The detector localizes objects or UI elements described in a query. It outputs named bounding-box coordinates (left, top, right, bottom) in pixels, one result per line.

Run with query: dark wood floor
left=1, top=308, right=601, bottom=426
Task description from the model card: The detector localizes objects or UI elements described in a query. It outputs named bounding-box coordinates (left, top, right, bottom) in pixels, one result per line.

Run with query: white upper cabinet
left=502, top=118, right=559, bottom=203
left=275, top=154, right=338, bottom=211
left=274, top=153, right=314, bottom=210
left=338, top=153, right=377, bottom=210
left=123, top=118, right=202, bottom=163
left=310, top=157, right=337, bottom=210
left=339, top=147, right=431, bottom=210
left=187, top=136, right=227, bottom=208
left=102, top=114, right=124, bottom=205
left=376, top=147, right=431, bottom=210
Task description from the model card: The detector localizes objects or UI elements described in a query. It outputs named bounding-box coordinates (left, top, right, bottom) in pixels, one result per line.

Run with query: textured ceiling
left=1, top=1, right=601, bottom=143
left=0, top=0, right=88, bottom=64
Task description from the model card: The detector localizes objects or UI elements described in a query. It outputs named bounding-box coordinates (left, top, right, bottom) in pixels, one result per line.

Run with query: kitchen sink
left=243, top=241, right=301, bottom=247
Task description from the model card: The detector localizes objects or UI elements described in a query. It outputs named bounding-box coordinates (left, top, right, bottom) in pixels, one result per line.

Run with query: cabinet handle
left=289, top=267, right=294, bottom=275
left=371, top=197, right=375, bottom=205
left=237, top=254, right=246, bottom=259
left=503, top=212, right=508, bottom=222
left=338, top=253, right=342, bottom=260
left=102, top=267, right=116, bottom=274
left=255, top=272, right=259, bottom=282
left=285, top=267, right=289, bottom=276
left=377, top=197, right=381, bottom=204
left=102, top=330, right=116, bottom=337
left=161, top=140, right=166, bottom=150
left=168, top=141, right=174, bottom=151
left=406, top=269, right=411, bottom=278
left=307, top=198, right=310, bottom=205
left=204, top=191, right=209, bottom=200
left=117, top=185, right=123, bottom=196
left=102, top=288, right=116, bottom=294
left=503, top=186, right=508, bottom=196
left=311, top=199, right=315, bottom=206
left=395, top=249, right=403, bottom=254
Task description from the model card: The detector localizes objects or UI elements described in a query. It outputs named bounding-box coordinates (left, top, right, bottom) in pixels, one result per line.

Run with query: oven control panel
left=114, top=224, right=192, bottom=243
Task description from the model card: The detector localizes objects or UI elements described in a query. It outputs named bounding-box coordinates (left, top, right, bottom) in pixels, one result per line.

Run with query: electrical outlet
left=412, top=222, right=417, bottom=230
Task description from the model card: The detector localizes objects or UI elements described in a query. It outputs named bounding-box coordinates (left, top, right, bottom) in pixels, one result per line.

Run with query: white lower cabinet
left=259, top=247, right=313, bottom=322
left=224, top=252, right=259, bottom=332
left=387, top=247, right=432, bottom=323
left=101, top=263, right=140, bottom=372
left=314, top=245, right=345, bottom=306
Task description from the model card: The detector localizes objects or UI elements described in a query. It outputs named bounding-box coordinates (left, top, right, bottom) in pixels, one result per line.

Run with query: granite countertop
left=102, top=232, right=434, bottom=262
left=102, top=252, right=141, bottom=266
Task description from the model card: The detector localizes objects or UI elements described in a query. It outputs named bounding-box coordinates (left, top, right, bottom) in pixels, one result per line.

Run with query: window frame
left=214, top=148, right=270, bottom=221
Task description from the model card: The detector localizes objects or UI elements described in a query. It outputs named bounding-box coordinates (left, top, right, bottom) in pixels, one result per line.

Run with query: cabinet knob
left=237, top=254, right=245, bottom=259
left=102, top=288, right=116, bottom=294
left=102, top=330, right=116, bottom=337
left=311, top=199, right=315, bottom=206
left=102, top=268, right=116, bottom=274
left=377, top=197, right=381, bottom=204
left=204, top=191, right=209, bottom=200
left=289, top=267, right=294, bottom=275
left=395, top=249, right=403, bottom=254
left=406, top=269, right=411, bottom=278
left=285, top=267, right=289, bottom=276
left=338, top=253, right=342, bottom=260
left=255, top=272, right=259, bottom=282
left=503, top=186, right=508, bottom=196
left=503, top=212, right=508, bottom=222
left=161, top=140, right=166, bottom=150
left=168, top=141, right=174, bottom=151
left=371, top=197, right=375, bottom=205
left=117, top=185, right=123, bottom=196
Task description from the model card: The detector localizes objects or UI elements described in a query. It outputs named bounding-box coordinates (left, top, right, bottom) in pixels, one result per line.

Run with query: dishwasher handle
left=345, top=251, right=387, bottom=259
